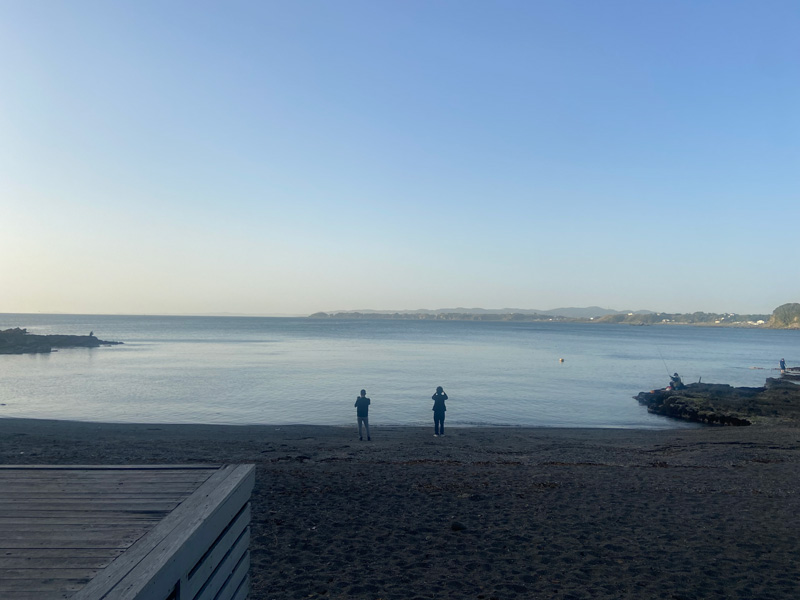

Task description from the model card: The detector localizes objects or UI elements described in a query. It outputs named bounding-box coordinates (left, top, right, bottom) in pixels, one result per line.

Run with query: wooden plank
left=0, top=512, right=163, bottom=522
left=0, top=481, right=208, bottom=489
left=71, top=465, right=252, bottom=600
left=1, top=542, right=142, bottom=551
left=0, top=593, right=72, bottom=600
left=0, top=466, right=213, bottom=600
left=0, top=470, right=214, bottom=477
left=0, top=556, right=123, bottom=569
left=0, top=471, right=210, bottom=477
left=230, top=575, right=250, bottom=600
left=0, top=568, right=101, bottom=580
left=0, top=523, right=156, bottom=533
left=0, top=478, right=216, bottom=488
left=0, top=486, right=202, bottom=494
left=0, top=478, right=209, bottom=487
left=198, top=550, right=250, bottom=600
left=111, top=465, right=255, bottom=600
left=0, top=493, right=183, bottom=502
left=0, top=503, right=172, bottom=510
left=221, top=554, right=251, bottom=600
left=0, top=497, right=181, bottom=504
left=0, top=465, right=254, bottom=600
left=114, top=465, right=255, bottom=600
left=0, top=476, right=208, bottom=483
left=186, top=504, right=250, bottom=597
left=0, top=578, right=88, bottom=592
left=0, top=495, right=198, bottom=502
left=0, top=473, right=214, bottom=481
left=193, top=530, right=250, bottom=600
left=0, top=479, right=212, bottom=488
left=0, top=528, right=144, bottom=539
left=0, top=465, right=221, bottom=471
left=0, top=549, right=126, bottom=560
left=0, top=535, right=145, bottom=550
left=224, top=554, right=250, bottom=600
left=0, top=480, right=205, bottom=488
left=0, top=524, right=159, bottom=532
left=0, top=496, right=193, bottom=503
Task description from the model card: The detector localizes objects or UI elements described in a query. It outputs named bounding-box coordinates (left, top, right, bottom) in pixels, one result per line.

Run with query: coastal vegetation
left=767, top=303, right=800, bottom=329
left=593, top=311, right=768, bottom=326
left=310, top=305, right=800, bottom=328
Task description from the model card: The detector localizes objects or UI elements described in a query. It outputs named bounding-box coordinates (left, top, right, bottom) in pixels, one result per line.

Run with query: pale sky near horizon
left=1, top=1, right=798, bottom=316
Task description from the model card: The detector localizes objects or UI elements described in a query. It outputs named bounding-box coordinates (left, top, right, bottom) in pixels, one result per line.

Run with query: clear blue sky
left=1, top=1, right=798, bottom=315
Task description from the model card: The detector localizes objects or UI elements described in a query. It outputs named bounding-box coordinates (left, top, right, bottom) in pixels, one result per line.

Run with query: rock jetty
left=0, top=328, right=123, bottom=354
left=635, top=377, right=800, bottom=425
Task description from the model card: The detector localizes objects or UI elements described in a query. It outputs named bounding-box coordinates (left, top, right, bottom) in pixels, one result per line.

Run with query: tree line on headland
left=768, top=303, right=800, bottom=328
left=310, top=303, right=800, bottom=329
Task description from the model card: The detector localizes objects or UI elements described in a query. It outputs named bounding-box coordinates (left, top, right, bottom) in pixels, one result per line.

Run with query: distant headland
left=0, top=328, right=123, bottom=355
left=310, top=303, right=800, bottom=329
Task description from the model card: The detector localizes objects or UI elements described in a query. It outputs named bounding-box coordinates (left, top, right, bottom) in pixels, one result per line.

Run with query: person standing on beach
left=355, top=389, right=371, bottom=441
left=432, top=386, right=448, bottom=436
left=780, top=358, right=786, bottom=373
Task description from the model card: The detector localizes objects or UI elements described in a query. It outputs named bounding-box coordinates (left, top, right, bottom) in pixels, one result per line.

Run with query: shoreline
left=0, top=415, right=700, bottom=430
left=3, top=418, right=800, bottom=599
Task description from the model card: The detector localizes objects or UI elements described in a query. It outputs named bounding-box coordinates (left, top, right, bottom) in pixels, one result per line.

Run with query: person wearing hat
left=670, top=373, right=684, bottom=390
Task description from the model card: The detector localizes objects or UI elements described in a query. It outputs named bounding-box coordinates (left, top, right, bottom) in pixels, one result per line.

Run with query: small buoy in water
left=559, top=358, right=565, bottom=363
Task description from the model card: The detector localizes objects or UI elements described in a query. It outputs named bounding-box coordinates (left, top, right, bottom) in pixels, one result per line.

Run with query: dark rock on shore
left=0, top=328, right=123, bottom=355
left=635, top=378, right=800, bottom=425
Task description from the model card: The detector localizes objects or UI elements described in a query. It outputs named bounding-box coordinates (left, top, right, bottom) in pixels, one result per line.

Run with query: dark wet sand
left=2, top=418, right=800, bottom=600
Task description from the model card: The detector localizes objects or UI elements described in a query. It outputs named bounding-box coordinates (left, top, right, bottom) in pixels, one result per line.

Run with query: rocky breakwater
left=0, top=328, right=123, bottom=354
left=634, top=378, right=800, bottom=426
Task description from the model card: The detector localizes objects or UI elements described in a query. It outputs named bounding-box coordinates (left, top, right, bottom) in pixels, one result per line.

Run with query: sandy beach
left=1, top=419, right=799, bottom=600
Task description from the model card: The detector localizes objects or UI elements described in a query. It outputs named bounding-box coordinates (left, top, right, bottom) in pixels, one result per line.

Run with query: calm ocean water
left=1, top=314, right=797, bottom=428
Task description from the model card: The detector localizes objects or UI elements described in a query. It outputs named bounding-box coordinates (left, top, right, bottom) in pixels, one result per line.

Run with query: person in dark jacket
left=354, top=389, right=371, bottom=441
left=669, top=373, right=684, bottom=390
left=431, top=386, right=448, bottom=436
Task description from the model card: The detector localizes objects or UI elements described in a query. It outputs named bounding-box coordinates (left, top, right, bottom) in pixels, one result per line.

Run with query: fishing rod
left=656, top=346, right=699, bottom=384
left=655, top=345, right=671, bottom=377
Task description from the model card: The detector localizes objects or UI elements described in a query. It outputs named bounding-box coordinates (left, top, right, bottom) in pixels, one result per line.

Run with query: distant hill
left=309, top=307, right=772, bottom=326
left=768, top=303, right=800, bottom=329
left=308, top=311, right=557, bottom=321
left=320, top=306, right=649, bottom=319
left=538, top=306, right=655, bottom=319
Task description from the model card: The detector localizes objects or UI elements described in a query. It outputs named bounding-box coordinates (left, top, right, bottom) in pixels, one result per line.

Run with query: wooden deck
left=0, top=465, right=255, bottom=600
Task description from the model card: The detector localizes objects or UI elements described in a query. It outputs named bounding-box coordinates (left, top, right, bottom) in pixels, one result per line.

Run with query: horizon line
left=1, top=306, right=778, bottom=319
